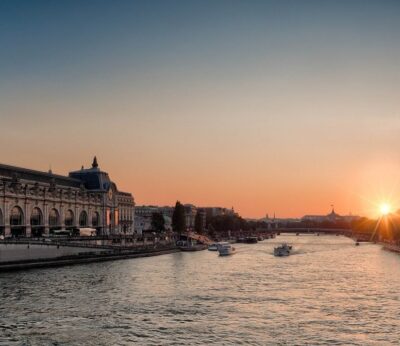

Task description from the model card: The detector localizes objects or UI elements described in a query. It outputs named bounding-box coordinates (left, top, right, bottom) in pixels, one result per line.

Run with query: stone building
left=134, top=205, right=173, bottom=235
left=0, top=157, right=135, bottom=238
left=184, top=204, right=197, bottom=230
left=301, top=207, right=360, bottom=223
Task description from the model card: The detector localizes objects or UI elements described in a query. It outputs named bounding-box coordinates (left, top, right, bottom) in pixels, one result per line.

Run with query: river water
left=1, top=235, right=400, bottom=345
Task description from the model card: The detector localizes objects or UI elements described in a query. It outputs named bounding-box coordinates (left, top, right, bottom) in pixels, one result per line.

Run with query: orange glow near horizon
left=0, top=154, right=400, bottom=220
left=1, top=154, right=400, bottom=219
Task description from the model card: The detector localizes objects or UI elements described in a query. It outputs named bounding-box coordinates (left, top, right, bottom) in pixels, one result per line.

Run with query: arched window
left=30, top=207, right=43, bottom=226
left=92, top=212, right=99, bottom=227
left=0, top=208, right=3, bottom=226
left=79, top=211, right=88, bottom=227
left=30, top=207, right=44, bottom=237
left=10, top=206, right=24, bottom=226
left=0, top=209, right=4, bottom=236
left=65, top=210, right=74, bottom=227
left=10, top=206, right=25, bottom=237
left=49, top=208, right=60, bottom=228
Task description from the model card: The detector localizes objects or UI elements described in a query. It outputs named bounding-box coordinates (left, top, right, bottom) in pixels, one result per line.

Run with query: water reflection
left=1, top=235, right=400, bottom=345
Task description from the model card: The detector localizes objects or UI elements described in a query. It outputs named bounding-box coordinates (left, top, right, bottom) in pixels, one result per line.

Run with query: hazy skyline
left=1, top=0, right=400, bottom=218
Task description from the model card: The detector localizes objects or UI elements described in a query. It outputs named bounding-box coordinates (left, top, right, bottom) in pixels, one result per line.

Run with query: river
left=1, top=235, right=400, bottom=345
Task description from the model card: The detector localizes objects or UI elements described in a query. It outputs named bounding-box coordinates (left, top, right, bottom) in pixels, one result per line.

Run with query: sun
left=380, top=203, right=391, bottom=216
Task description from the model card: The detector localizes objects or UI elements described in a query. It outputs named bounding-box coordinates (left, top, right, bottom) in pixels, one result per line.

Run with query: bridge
left=185, top=229, right=355, bottom=244
left=271, top=228, right=352, bottom=236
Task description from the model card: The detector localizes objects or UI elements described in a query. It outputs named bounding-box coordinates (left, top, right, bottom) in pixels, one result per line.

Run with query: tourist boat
left=208, top=243, right=219, bottom=251
left=179, top=244, right=207, bottom=252
left=218, top=243, right=236, bottom=256
left=274, top=243, right=292, bottom=257
left=244, top=237, right=258, bottom=244
left=177, top=240, right=207, bottom=251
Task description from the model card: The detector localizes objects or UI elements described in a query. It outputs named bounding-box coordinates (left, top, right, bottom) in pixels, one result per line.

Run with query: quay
left=382, top=242, right=400, bottom=254
left=0, top=236, right=178, bottom=272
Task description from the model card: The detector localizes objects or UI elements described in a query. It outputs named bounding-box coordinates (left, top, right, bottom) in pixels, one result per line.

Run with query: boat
left=208, top=243, right=219, bottom=251
left=274, top=243, right=292, bottom=257
left=179, top=244, right=207, bottom=251
left=244, top=237, right=258, bottom=244
left=218, top=243, right=236, bottom=256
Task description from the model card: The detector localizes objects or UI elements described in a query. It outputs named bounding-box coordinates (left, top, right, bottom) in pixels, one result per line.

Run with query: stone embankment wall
left=0, top=240, right=179, bottom=271
left=0, top=243, right=107, bottom=263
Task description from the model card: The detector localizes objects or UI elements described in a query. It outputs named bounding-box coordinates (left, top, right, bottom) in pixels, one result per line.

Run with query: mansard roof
left=68, top=167, right=113, bottom=191
left=68, top=156, right=114, bottom=191
left=0, top=163, right=81, bottom=188
left=0, top=161, right=133, bottom=198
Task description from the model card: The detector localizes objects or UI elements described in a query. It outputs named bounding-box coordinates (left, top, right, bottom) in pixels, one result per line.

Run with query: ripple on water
left=1, top=235, right=400, bottom=345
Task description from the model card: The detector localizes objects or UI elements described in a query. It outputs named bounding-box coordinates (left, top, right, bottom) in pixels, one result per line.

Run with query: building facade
left=0, top=157, right=135, bottom=238
left=184, top=204, right=197, bottom=230
left=302, top=208, right=360, bottom=223
left=201, top=207, right=236, bottom=218
left=134, top=205, right=173, bottom=235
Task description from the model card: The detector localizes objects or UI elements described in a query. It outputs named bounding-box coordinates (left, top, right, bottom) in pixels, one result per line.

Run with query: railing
left=0, top=238, right=176, bottom=251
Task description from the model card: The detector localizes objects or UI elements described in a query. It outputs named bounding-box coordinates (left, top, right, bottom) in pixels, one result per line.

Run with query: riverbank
left=382, top=242, right=400, bottom=253
left=0, top=243, right=179, bottom=272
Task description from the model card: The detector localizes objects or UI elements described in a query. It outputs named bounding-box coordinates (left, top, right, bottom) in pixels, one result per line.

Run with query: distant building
left=135, top=204, right=198, bottom=233
left=134, top=205, right=173, bottom=235
left=302, top=208, right=360, bottom=223
left=134, top=204, right=237, bottom=234
left=200, top=207, right=236, bottom=217
left=184, top=204, right=197, bottom=230
left=0, top=157, right=135, bottom=238
left=195, top=208, right=207, bottom=229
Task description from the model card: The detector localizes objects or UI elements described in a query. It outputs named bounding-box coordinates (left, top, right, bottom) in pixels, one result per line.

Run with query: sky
left=1, top=0, right=400, bottom=218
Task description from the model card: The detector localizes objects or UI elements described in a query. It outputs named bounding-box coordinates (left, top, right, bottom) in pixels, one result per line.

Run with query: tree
left=151, top=212, right=165, bottom=233
left=172, top=201, right=186, bottom=235
left=206, top=214, right=249, bottom=237
left=194, top=211, right=204, bottom=234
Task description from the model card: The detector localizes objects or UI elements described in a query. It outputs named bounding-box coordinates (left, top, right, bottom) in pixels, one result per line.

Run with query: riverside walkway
left=187, top=232, right=213, bottom=245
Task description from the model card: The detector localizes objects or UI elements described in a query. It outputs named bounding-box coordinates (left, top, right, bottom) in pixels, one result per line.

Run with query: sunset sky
left=1, top=0, right=400, bottom=218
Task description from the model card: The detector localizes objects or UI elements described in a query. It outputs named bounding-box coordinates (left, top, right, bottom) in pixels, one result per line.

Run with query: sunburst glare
left=380, top=203, right=391, bottom=216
